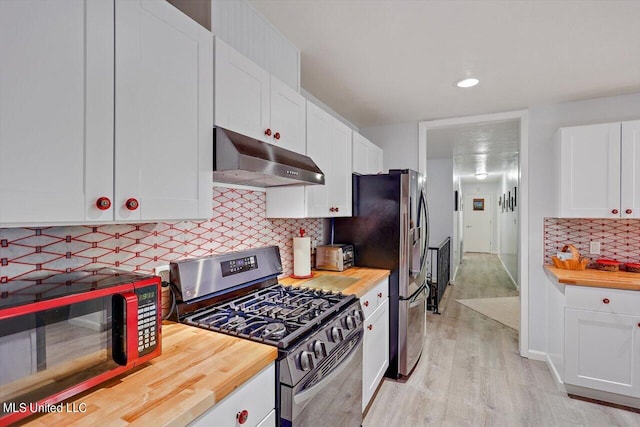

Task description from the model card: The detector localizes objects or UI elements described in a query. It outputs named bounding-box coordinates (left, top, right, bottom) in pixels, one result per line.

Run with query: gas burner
left=309, top=298, right=329, bottom=309
left=263, top=322, right=287, bottom=339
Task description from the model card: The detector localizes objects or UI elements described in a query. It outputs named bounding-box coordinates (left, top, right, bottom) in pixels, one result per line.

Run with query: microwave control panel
left=136, top=285, right=158, bottom=356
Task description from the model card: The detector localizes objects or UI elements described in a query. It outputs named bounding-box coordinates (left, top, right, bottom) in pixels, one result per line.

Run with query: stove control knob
left=353, top=310, right=363, bottom=323
left=345, top=315, right=357, bottom=330
left=329, top=326, right=343, bottom=343
left=299, top=351, right=314, bottom=371
left=312, top=341, right=327, bottom=359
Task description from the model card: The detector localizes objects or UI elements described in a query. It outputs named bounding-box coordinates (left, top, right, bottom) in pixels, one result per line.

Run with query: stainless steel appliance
left=334, top=169, right=429, bottom=378
left=0, top=269, right=161, bottom=425
left=213, top=127, right=325, bottom=187
left=315, top=244, right=354, bottom=271
left=171, top=246, right=363, bottom=427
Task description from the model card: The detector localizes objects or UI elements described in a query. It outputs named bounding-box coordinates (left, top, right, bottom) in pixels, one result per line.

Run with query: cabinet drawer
left=566, top=285, right=640, bottom=316
left=190, top=364, right=275, bottom=427
left=360, top=278, right=389, bottom=319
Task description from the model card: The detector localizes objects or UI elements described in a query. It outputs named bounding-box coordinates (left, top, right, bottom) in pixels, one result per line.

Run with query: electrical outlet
left=154, top=265, right=170, bottom=282
left=589, top=241, right=601, bottom=255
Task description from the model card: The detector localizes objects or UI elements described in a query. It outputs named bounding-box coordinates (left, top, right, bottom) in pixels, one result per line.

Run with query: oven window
left=0, top=297, right=118, bottom=413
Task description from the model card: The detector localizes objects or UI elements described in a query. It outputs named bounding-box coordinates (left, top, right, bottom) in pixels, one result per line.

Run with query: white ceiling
left=249, top=0, right=640, bottom=128
left=427, top=119, right=519, bottom=181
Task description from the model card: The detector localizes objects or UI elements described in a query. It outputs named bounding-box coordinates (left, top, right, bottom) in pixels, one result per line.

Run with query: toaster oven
left=315, top=244, right=354, bottom=271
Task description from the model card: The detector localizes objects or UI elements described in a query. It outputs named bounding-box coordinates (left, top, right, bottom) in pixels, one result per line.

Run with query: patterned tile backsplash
left=0, top=187, right=322, bottom=283
left=544, top=218, right=640, bottom=264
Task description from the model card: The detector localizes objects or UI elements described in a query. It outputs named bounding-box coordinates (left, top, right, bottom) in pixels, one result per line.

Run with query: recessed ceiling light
left=475, top=172, right=488, bottom=180
left=456, top=78, right=479, bottom=88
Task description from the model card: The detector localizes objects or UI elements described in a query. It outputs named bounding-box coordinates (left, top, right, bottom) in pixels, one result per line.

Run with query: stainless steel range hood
left=213, top=127, right=325, bottom=187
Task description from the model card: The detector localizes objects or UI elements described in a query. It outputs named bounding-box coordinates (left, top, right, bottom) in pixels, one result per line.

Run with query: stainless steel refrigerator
left=334, top=169, right=429, bottom=378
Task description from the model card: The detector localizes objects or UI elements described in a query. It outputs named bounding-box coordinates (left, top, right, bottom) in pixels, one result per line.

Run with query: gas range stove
left=170, top=246, right=363, bottom=427
left=182, top=284, right=357, bottom=348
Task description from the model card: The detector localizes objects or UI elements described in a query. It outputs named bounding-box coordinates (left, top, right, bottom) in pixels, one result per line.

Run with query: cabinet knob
left=367, top=324, right=373, bottom=331
left=378, top=292, right=383, bottom=298
left=274, top=132, right=281, bottom=140
left=335, top=207, right=339, bottom=212
left=363, top=300, right=369, bottom=307
left=264, top=128, right=272, bottom=136
left=125, top=198, right=139, bottom=211
left=612, top=209, right=619, bottom=214
left=626, top=209, right=633, bottom=214
left=236, top=409, right=249, bottom=425
left=329, top=207, right=335, bottom=212
left=96, top=197, right=111, bottom=211
left=603, top=298, right=610, bottom=304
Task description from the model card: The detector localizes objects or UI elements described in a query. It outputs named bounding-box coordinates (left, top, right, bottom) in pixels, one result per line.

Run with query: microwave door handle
left=112, top=292, right=139, bottom=366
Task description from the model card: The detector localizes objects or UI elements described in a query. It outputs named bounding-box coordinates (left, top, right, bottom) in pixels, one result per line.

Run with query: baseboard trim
left=527, top=350, right=547, bottom=362
left=545, top=354, right=565, bottom=392
left=498, top=255, right=518, bottom=289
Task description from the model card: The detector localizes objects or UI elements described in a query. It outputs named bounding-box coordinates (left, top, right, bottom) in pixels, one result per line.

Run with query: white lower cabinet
left=190, top=364, right=275, bottom=427
left=565, top=308, right=640, bottom=397
left=361, top=278, right=389, bottom=411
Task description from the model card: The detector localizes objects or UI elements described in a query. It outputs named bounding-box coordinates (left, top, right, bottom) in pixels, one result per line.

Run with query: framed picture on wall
left=473, top=198, right=484, bottom=211
left=454, top=190, right=459, bottom=211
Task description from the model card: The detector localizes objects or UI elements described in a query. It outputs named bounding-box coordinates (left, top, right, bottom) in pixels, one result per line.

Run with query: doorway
left=463, top=193, right=492, bottom=253
left=418, top=110, right=529, bottom=358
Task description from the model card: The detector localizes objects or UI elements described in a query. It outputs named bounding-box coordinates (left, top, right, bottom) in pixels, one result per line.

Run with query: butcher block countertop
left=23, top=322, right=277, bottom=427
left=280, top=267, right=391, bottom=298
left=545, top=265, right=640, bottom=291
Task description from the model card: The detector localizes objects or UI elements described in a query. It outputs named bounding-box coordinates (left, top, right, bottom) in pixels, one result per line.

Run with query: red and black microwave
left=0, top=268, right=161, bottom=425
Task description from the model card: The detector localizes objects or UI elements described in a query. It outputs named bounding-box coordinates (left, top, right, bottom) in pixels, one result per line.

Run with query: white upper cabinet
left=0, top=0, right=114, bottom=225
left=305, top=102, right=352, bottom=217
left=266, top=101, right=352, bottom=218
left=269, top=76, right=306, bottom=154
left=115, top=0, right=213, bottom=222
left=353, top=132, right=383, bottom=175
left=214, top=38, right=306, bottom=154
left=0, top=0, right=212, bottom=226
left=558, top=120, right=640, bottom=218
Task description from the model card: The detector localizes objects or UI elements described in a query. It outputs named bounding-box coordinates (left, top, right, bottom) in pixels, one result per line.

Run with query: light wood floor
left=363, top=253, right=640, bottom=426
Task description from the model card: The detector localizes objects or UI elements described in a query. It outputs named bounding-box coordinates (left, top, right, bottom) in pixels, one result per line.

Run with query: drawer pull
left=612, top=209, right=619, bottom=214
left=367, top=324, right=373, bottom=331
left=237, top=409, right=249, bottom=424
left=378, top=292, right=383, bottom=298
left=626, top=209, right=633, bottom=215
left=363, top=301, right=369, bottom=307
left=602, top=298, right=610, bottom=304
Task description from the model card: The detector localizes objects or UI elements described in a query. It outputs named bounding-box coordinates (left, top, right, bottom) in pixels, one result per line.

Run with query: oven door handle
left=293, top=331, right=363, bottom=405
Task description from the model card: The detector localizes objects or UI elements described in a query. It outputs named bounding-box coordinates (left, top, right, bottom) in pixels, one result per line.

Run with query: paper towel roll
left=293, top=237, right=311, bottom=277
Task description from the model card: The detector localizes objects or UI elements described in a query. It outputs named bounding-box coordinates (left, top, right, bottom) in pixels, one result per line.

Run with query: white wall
left=426, top=159, right=454, bottom=248
left=461, top=180, right=500, bottom=254
left=498, top=158, right=519, bottom=287
left=361, top=122, right=418, bottom=173
left=527, top=92, right=640, bottom=354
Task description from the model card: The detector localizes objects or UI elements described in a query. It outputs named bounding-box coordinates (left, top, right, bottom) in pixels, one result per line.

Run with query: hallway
left=363, top=253, right=640, bottom=426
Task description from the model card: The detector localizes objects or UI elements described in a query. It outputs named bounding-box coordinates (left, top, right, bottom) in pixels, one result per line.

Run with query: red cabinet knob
left=335, top=207, right=339, bottom=212
left=363, top=301, right=369, bottom=307
left=367, top=325, right=373, bottom=331
left=603, top=298, right=610, bottom=304
left=329, top=207, right=335, bottom=212
left=274, top=132, right=281, bottom=140
left=378, top=292, right=383, bottom=298
left=264, top=128, right=272, bottom=136
left=626, top=209, right=633, bottom=214
left=125, top=198, right=139, bottom=211
left=236, top=409, right=249, bottom=424
left=96, top=197, right=111, bottom=210
left=612, top=209, right=619, bottom=214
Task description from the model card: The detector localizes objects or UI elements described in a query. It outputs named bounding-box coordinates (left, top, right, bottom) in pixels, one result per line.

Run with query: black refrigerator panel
left=334, top=172, right=403, bottom=378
